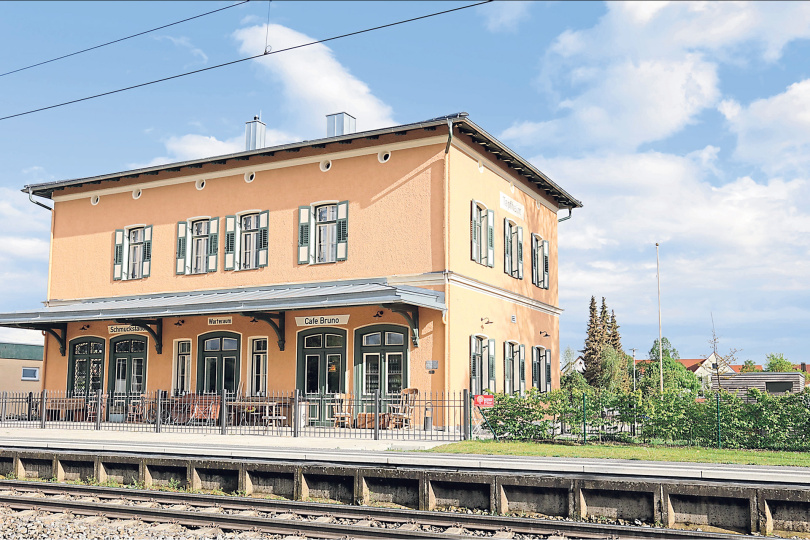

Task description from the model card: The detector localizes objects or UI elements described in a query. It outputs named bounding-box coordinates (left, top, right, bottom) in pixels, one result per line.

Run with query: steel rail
left=0, top=480, right=768, bottom=540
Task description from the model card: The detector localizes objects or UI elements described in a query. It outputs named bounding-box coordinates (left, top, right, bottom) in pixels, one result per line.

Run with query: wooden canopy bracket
left=115, top=318, right=163, bottom=354
left=29, top=323, right=67, bottom=356
left=383, top=304, right=420, bottom=347
left=242, top=311, right=286, bottom=351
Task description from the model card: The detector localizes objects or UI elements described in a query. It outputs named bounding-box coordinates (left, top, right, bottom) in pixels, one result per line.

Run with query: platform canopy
left=0, top=278, right=444, bottom=353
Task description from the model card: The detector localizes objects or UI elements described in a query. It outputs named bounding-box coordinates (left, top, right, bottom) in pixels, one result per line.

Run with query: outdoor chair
left=390, top=388, right=418, bottom=429
left=332, top=393, right=353, bottom=428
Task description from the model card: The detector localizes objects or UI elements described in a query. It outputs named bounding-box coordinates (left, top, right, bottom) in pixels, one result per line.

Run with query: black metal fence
left=0, top=390, right=470, bottom=442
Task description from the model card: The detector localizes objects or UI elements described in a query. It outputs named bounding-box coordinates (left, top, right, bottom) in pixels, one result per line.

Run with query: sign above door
left=295, top=315, right=350, bottom=326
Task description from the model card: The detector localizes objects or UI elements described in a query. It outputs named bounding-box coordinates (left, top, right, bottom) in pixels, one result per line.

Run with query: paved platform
left=2, top=427, right=809, bottom=486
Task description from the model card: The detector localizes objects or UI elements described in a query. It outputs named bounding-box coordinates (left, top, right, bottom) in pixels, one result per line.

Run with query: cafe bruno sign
left=295, top=315, right=350, bottom=327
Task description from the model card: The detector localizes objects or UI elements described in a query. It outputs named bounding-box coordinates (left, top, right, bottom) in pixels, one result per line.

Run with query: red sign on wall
left=473, top=394, right=494, bottom=408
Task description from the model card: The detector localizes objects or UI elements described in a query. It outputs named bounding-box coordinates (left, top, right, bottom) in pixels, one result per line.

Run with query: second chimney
left=326, top=112, right=356, bottom=137
left=245, top=115, right=266, bottom=151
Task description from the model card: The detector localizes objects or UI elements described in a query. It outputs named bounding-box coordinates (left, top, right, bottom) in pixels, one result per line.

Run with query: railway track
left=0, top=479, right=768, bottom=540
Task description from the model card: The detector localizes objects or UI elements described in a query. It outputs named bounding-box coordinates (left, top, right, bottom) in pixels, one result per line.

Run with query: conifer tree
left=608, top=309, right=623, bottom=356
left=582, top=296, right=604, bottom=386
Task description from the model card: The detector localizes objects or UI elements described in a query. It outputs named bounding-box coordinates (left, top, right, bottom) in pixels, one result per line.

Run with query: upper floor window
left=531, top=234, right=550, bottom=289
left=298, top=201, right=348, bottom=265
left=176, top=218, right=218, bottom=275
left=113, top=225, right=152, bottom=281
left=470, top=201, right=494, bottom=267
left=504, top=219, right=523, bottom=279
left=224, top=211, right=268, bottom=271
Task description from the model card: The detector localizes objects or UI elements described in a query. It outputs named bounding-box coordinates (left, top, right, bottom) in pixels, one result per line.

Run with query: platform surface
left=1, top=427, right=809, bottom=486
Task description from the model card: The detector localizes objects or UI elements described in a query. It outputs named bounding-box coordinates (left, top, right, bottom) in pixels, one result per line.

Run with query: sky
left=0, top=1, right=808, bottom=365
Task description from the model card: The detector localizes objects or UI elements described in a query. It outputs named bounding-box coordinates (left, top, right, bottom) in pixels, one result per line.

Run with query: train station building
left=0, top=112, right=581, bottom=404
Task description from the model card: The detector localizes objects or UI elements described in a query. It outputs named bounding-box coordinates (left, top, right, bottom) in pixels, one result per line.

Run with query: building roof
left=730, top=364, right=764, bottom=373
left=0, top=279, right=445, bottom=327
left=0, top=342, right=43, bottom=361
left=674, top=358, right=703, bottom=371
left=23, top=113, right=583, bottom=210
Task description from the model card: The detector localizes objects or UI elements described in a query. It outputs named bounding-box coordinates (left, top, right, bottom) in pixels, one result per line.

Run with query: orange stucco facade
left=33, top=120, right=573, bottom=399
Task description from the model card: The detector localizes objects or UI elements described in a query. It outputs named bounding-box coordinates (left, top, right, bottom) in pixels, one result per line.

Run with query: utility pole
left=656, top=243, right=663, bottom=396
left=630, top=348, right=637, bottom=392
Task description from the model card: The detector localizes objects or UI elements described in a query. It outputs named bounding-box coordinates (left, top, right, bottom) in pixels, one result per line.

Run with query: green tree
left=765, top=353, right=795, bottom=372
left=607, top=310, right=624, bottom=357
left=640, top=338, right=699, bottom=396
left=561, top=346, right=578, bottom=376
left=582, top=296, right=605, bottom=386
left=649, top=337, right=680, bottom=362
left=600, top=346, right=628, bottom=393
left=740, top=359, right=760, bottom=373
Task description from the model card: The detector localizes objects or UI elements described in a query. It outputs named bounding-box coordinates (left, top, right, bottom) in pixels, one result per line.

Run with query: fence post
left=373, top=390, right=380, bottom=441
left=27, top=392, right=34, bottom=422
left=95, top=390, right=102, bottom=430
left=582, top=393, right=587, bottom=444
left=462, top=389, right=470, bottom=441
left=155, top=390, right=162, bottom=434
left=293, top=390, right=300, bottom=437
left=40, top=390, right=47, bottom=429
left=1, top=392, right=6, bottom=423
left=220, top=394, right=228, bottom=435
left=716, top=392, right=722, bottom=449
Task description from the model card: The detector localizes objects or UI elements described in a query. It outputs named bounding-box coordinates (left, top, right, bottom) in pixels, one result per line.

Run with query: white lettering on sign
left=295, top=315, right=350, bottom=327
left=208, top=316, right=233, bottom=325
left=108, top=325, right=147, bottom=334
left=500, top=192, right=525, bottom=220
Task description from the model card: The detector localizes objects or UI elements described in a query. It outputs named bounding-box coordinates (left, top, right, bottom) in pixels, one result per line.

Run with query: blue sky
left=1, top=1, right=808, bottom=365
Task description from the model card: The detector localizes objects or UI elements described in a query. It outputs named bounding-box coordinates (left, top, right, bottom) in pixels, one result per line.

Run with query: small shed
left=712, top=372, right=805, bottom=399
left=0, top=342, right=44, bottom=392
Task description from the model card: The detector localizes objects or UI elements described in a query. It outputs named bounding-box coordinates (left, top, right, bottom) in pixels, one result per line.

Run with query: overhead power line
left=0, top=1, right=250, bottom=78
left=0, top=1, right=490, bottom=122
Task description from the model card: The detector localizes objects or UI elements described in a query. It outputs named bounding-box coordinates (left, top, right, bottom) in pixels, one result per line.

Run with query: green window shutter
left=258, top=210, right=269, bottom=267
left=470, top=200, right=480, bottom=263
left=336, top=200, right=349, bottom=261
left=488, top=338, right=496, bottom=391
left=531, top=235, right=538, bottom=286
left=297, top=206, right=312, bottom=265
left=532, top=347, right=540, bottom=390
left=486, top=210, right=495, bottom=268
left=517, top=227, right=524, bottom=280
left=545, top=349, right=552, bottom=392
left=224, top=215, right=236, bottom=271
left=519, top=344, right=526, bottom=393
left=503, top=342, right=513, bottom=394
left=207, top=217, right=218, bottom=273
left=142, top=225, right=152, bottom=278
left=503, top=218, right=511, bottom=275
left=542, top=240, right=550, bottom=290
left=176, top=221, right=187, bottom=275
left=113, top=229, right=124, bottom=281
left=469, top=335, right=479, bottom=394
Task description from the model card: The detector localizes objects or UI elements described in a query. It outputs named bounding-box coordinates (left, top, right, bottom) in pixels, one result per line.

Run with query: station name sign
left=295, top=315, right=350, bottom=326
left=500, top=192, right=525, bottom=220
left=208, top=317, right=233, bottom=325
left=108, top=325, right=147, bottom=334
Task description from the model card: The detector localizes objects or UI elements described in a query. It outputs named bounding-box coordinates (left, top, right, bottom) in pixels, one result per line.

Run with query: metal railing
left=0, top=389, right=469, bottom=442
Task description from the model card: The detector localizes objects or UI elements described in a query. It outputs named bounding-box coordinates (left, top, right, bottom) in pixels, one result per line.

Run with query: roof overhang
left=23, top=113, right=582, bottom=210
left=0, top=279, right=445, bottom=328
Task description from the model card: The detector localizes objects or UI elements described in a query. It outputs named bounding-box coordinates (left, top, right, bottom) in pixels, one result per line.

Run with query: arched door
left=108, top=335, right=148, bottom=396
left=197, top=332, right=241, bottom=396
left=354, top=325, right=408, bottom=398
left=67, top=337, right=105, bottom=396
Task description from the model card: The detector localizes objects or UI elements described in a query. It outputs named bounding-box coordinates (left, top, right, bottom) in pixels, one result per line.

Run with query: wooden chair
left=332, top=393, right=353, bottom=428
left=390, top=388, right=418, bottom=429
left=86, top=398, right=105, bottom=423
left=126, top=396, right=145, bottom=423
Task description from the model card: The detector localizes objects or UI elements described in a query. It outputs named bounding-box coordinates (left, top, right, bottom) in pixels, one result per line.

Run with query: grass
left=425, top=440, right=810, bottom=467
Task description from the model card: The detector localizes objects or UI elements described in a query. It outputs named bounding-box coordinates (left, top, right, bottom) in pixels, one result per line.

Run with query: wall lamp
left=174, top=320, right=185, bottom=327
left=80, top=325, right=90, bottom=331
left=540, top=331, right=550, bottom=338
left=249, top=317, right=258, bottom=323
left=373, top=310, right=384, bottom=318
left=481, top=317, right=493, bottom=325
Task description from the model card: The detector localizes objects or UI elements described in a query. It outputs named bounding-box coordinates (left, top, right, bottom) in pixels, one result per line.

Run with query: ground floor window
left=67, top=338, right=104, bottom=396
left=504, top=341, right=524, bottom=395
left=250, top=338, right=268, bottom=396
left=174, top=340, right=191, bottom=396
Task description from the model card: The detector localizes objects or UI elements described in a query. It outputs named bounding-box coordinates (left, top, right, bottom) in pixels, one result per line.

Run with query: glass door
left=197, top=333, right=240, bottom=397
left=297, top=328, right=346, bottom=425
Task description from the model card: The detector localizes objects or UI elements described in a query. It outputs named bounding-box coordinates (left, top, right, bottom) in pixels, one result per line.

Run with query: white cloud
left=232, top=24, right=395, bottom=135
left=0, top=328, right=43, bottom=346
left=156, top=36, right=208, bottom=67
left=722, top=79, right=810, bottom=175
left=479, top=1, right=531, bottom=33
left=503, top=1, right=810, bottom=154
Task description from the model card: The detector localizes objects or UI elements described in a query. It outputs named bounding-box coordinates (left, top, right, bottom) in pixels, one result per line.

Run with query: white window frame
left=504, top=219, right=523, bottom=279
left=240, top=213, right=261, bottom=270
left=115, top=224, right=150, bottom=281
left=173, top=340, right=192, bottom=396
left=504, top=340, right=522, bottom=395
left=315, top=203, right=338, bottom=264
left=190, top=219, right=209, bottom=274
left=531, top=233, right=549, bottom=289
left=21, top=367, right=40, bottom=381
left=298, top=201, right=348, bottom=265
left=249, top=337, right=268, bottom=396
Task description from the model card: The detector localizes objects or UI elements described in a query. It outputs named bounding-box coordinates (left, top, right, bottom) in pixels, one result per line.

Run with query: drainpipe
left=27, top=187, right=52, bottom=211
left=557, top=208, right=572, bottom=222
